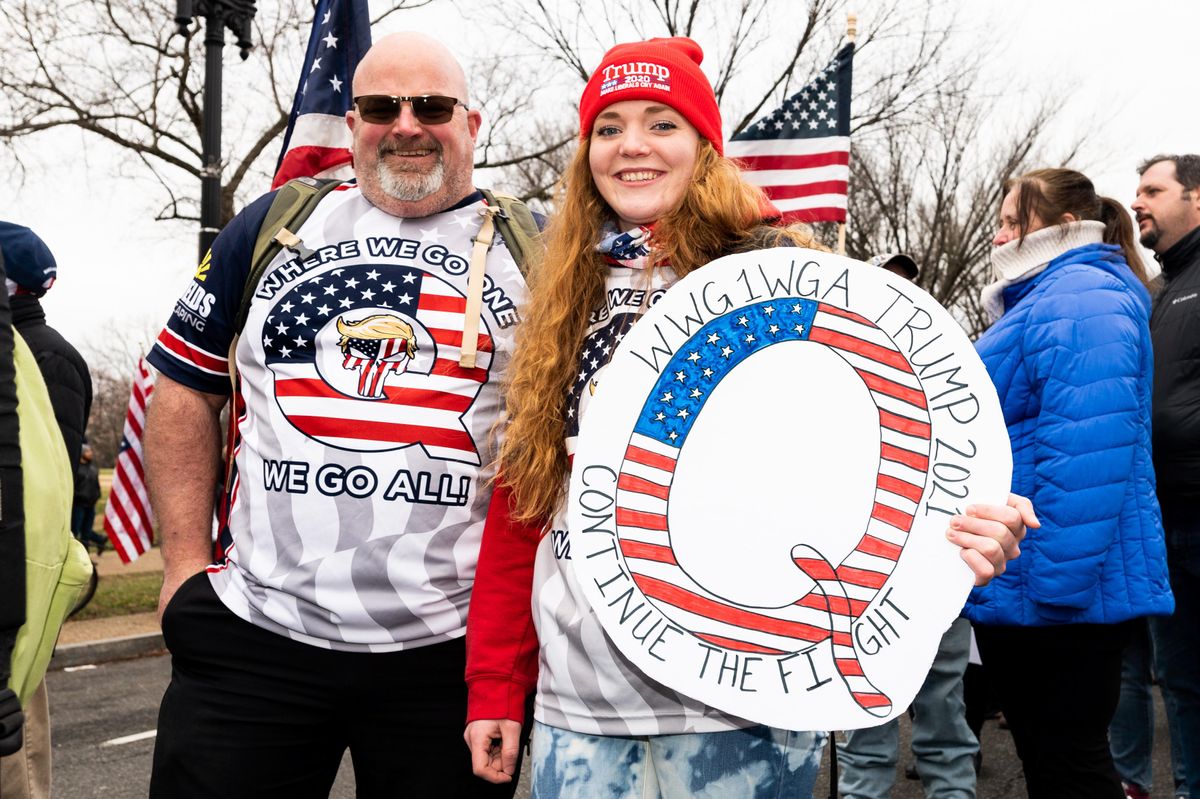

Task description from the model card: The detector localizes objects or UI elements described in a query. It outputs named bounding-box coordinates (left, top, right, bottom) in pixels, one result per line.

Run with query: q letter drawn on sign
left=568, top=248, right=1011, bottom=730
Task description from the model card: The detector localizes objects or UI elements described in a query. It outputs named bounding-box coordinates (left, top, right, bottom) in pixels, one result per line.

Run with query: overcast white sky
left=3, top=0, right=1196, bottom=360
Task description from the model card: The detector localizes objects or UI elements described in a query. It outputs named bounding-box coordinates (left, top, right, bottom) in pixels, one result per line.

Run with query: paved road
left=49, top=655, right=164, bottom=797
left=46, top=653, right=1177, bottom=798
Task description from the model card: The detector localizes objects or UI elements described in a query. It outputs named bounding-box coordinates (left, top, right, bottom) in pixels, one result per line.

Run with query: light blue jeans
left=837, top=617, right=976, bottom=798
left=530, top=720, right=826, bottom=799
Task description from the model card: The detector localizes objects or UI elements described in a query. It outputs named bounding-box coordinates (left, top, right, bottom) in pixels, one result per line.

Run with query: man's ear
left=346, top=110, right=357, bottom=135
left=467, top=108, right=482, bottom=142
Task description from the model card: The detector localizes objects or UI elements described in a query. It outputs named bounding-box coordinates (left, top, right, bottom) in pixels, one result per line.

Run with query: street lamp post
left=174, top=0, right=257, bottom=261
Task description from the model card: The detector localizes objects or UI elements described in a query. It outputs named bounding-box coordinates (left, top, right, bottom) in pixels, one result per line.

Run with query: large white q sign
left=568, top=248, right=1011, bottom=730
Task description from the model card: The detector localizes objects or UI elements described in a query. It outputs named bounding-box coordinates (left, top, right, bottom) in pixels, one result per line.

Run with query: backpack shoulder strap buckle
left=272, top=227, right=314, bottom=263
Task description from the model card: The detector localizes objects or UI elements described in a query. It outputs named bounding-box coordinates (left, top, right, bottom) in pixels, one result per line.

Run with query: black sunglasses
left=353, top=94, right=468, bottom=126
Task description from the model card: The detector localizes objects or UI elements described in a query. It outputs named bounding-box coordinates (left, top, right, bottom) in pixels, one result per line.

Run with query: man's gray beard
left=376, top=157, right=444, bottom=201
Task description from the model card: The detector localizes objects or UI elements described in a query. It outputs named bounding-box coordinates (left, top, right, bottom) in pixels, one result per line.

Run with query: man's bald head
left=347, top=32, right=481, bottom=218
left=352, top=32, right=470, bottom=102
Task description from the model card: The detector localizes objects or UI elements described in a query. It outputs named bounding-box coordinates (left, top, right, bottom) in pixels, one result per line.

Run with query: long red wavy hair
left=499, top=137, right=821, bottom=523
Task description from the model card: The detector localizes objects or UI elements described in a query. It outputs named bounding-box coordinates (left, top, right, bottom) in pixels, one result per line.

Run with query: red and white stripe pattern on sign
left=103, top=358, right=157, bottom=563
left=613, top=301, right=930, bottom=717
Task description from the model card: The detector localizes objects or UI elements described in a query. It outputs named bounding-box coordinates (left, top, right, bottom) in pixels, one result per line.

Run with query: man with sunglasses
left=146, top=32, right=532, bottom=798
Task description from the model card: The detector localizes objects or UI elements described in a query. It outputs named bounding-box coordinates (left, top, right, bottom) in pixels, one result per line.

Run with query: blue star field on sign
left=632, top=299, right=821, bottom=447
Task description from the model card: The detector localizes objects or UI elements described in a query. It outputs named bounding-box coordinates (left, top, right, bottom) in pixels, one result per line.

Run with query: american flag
left=271, top=0, right=371, bottom=189
left=727, top=43, right=854, bottom=224
left=103, top=358, right=156, bottom=563
left=612, top=296, right=929, bottom=717
left=261, top=262, right=493, bottom=463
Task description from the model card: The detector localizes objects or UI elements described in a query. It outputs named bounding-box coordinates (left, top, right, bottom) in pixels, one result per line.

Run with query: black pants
left=974, top=621, right=1133, bottom=799
left=963, top=658, right=1002, bottom=751
left=150, top=572, right=526, bottom=798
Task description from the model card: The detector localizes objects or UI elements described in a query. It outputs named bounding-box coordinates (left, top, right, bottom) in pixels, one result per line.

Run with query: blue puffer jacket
left=964, top=242, right=1174, bottom=626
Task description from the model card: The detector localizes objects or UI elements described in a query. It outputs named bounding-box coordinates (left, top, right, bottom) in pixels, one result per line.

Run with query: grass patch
left=71, top=571, right=162, bottom=621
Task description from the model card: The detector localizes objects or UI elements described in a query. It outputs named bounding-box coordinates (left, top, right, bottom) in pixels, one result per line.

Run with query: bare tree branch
left=0, top=0, right=439, bottom=225
left=476, top=135, right=574, bottom=170
left=846, top=90, right=1073, bottom=338
left=726, top=0, right=835, bottom=135
left=372, top=0, right=438, bottom=26
left=1, top=0, right=1070, bottom=278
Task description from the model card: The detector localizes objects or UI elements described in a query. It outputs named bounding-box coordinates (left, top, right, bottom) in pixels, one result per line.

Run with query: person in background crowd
left=1133, top=152, right=1200, bottom=799
left=838, top=252, right=980, bottom=799
left=966, top=168, right=1173, bottom=799
left=0, top=222, right=92, bottom=799
left=1109, top=617, right=1188, bottom=799
left=463, top=37, right=1034, bottom=799
left=869, top=251, right=920, bottom=281
left=144, top=32, right=532, bottom=798
left=0, top=222, right=91, bottom=469
left=71, top=443, right=105, bottom=555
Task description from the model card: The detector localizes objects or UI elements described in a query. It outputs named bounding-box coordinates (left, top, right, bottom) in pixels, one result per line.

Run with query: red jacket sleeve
left=465, top=481, right=543, bottom=724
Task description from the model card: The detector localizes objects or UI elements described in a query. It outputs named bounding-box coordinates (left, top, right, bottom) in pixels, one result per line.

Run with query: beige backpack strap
left=223, top=334, right=240, bottom=489
left=227, top=333, right=240, bottom=393
left=460, top=206, right=498, bottom=368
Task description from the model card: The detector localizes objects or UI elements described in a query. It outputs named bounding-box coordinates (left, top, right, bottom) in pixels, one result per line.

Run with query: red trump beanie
left=579, top=37, right=724, bottom=155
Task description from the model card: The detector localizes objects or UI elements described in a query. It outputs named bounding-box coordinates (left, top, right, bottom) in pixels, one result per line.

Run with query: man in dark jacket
left=0, top=222, right=92, bottom=467
left=0, top=240, right=26, bottom=761
left=1134, top=153, right=1200, bottom=798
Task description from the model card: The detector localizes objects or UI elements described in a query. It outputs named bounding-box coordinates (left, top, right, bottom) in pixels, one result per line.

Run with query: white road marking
left=100, top=729, right=157, bottom=747
left=63, top=665, right=97, bottom=673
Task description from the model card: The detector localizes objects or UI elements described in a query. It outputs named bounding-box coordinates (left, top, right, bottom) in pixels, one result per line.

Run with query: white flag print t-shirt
left=149, top=185, right=527, bottom=651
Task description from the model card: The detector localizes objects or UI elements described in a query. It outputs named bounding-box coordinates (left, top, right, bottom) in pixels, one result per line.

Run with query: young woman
left=464, top=37, right=1034, bottom=798
left=965, top=168, right=1174, bottom=799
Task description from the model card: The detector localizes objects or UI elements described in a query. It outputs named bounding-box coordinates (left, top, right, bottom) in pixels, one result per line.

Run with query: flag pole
left=836, top=13, right=857, bottom=256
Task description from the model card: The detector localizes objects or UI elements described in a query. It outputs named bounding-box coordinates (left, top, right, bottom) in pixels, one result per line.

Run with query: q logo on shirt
left=260, top=262, right=493, bottom=464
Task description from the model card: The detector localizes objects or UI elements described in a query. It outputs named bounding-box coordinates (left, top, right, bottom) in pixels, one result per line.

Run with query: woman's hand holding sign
left=948, top=493, right=1038, bottom=586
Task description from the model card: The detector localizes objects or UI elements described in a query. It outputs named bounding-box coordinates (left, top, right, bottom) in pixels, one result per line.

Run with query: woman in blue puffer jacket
left=965, top=168, right=1173, bottom=799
